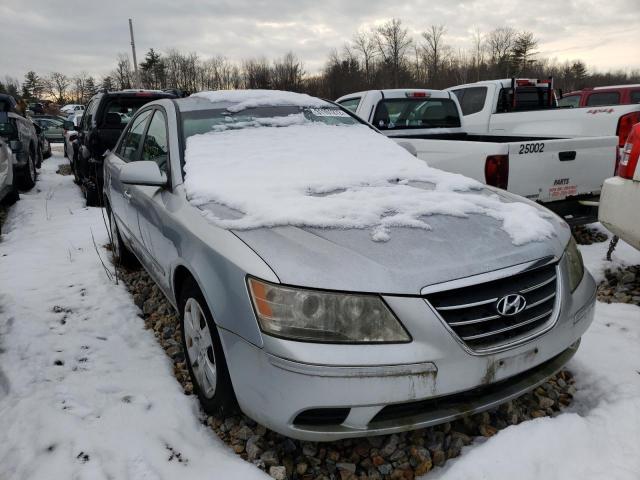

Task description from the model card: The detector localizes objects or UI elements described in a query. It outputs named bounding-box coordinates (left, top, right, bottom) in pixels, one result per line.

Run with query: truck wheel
left=17, top=148, right=37, bottom=190
left=179, top=279, right=239, bottom=416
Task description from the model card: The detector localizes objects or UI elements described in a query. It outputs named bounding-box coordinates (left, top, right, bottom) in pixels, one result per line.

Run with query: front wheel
left=179, top=280, right=238, bottom=416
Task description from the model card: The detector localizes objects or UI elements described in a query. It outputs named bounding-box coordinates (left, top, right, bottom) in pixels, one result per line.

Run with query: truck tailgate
left=506, top=136, right=617, bottom=202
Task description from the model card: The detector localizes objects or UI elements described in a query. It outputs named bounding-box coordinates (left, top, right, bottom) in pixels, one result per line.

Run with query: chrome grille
left=425, top=262, right=559, bottom=352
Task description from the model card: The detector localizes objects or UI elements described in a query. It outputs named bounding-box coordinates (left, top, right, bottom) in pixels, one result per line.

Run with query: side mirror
left=63, top=120, right=74, bottom=130
left=120, top=161, right=167, bottom=187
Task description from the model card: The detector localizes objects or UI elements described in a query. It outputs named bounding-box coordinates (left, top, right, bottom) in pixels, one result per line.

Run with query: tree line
left=2, top=18, right=639, bottom=105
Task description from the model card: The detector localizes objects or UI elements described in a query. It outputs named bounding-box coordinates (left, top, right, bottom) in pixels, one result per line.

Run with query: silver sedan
left=103, top=93, right=596, bottom=441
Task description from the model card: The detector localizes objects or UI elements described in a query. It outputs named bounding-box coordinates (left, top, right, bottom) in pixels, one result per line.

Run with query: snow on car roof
left=191, top=89, right=329, bottom=112
left=184, top=115, right=556, bottom=245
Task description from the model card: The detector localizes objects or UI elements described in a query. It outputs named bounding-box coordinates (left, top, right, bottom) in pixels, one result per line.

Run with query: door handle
left=559, top=151, right=577, bottom=161
left=123, top=190, right=132, bottom=202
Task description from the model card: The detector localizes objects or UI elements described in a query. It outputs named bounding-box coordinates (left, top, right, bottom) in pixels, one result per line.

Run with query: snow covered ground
left=0, top=152, right=266, bottom=479
left=0, top=150, right=638, bottom=479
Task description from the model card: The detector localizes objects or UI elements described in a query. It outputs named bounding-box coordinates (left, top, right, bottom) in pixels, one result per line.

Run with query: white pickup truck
left=336, top=88, right=618, bottom=225
left=447, top=79, right=640, bottom=149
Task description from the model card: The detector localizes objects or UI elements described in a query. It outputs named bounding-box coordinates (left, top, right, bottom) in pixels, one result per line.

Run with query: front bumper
left=220, top=265, right=596, bottom=441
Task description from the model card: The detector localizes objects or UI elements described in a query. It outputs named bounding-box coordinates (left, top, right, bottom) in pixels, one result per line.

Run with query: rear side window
left=586, top=92, right=620, bottom=106
left=630, top=91, right=640, bottom=103
left=558, top=95, right=580, bottom=108
left=338, top=97, right=361, bottom=113
left=496, top=87, right=554, bottom=112
left=372, top=98, right=461, bottom=129
left=118, top=109, right=153, bottom=161
left=453, top=87, right=487, bottom=115
left=101, top=97, right=159, bottom=128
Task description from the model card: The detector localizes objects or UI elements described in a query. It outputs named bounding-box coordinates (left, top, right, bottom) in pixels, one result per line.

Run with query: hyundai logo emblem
left=496, top=294, right=527, bottom=316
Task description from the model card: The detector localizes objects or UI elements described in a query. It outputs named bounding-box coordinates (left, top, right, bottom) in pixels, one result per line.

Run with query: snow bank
left=0, top=156, right=266, bottom=480
left=191, top=89, right=329, bottom=112
left=427, top=231, right=640, bottom=480
left=184, top=120, right=556, bottom=245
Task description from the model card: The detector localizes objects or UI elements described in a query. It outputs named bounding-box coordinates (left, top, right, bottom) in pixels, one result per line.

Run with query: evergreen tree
left=22, top=71, right=43, bottom=99
left=511, top=31, right=538, bottom=76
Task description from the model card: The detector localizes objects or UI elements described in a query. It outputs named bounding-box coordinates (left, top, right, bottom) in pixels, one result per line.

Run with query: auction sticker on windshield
left=308, top=108, right=350, bottom=117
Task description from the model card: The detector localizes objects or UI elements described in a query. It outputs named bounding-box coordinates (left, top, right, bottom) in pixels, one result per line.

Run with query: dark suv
left=69, top=89, right=176, bottom=206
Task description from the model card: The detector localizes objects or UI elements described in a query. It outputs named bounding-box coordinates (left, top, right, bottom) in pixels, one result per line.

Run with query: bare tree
left=272, top=52, right=305, bottom=91
left=352, top=30, right=378, bottom=86
left=242, top=57, right=271, bottom=89
left=486, top=27, right=516, bottom=76
left=44, top=72, right=70, bottom=103
left=112, top=54, right=133, bottom=90
left=471, top=27, right=485, bottom=81
left=421, top=25, right=448, bottom=85
left=375, top=18, right=413, bottom=87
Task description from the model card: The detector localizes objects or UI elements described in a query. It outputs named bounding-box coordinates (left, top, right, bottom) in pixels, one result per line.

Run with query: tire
left=36, top=145, right=43, bottom=168
left=108, top=207, right=137, bottom=268
left=17, top=148, right=37, bottom=190
left=43, top=142, right=52, bottom=159
left=179, top=279, right=238, bottom=416
left=1, top=188, right=18, bottom=206
left=85, top=181, right=101, bottom=207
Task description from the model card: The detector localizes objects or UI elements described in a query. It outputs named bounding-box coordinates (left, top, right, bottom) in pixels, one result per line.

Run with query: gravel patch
left=116, top=263, right=578, bottom=479
left=597, top=265, right=640, bottom=307
left=571, top=225, right=608, bottom=245
left=56, top=164, right=73, bottom=176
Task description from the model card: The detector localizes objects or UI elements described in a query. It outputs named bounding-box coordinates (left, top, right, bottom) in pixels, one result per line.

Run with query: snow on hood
left=184, top=118, right=556, bottom=245
left=190, top=90, right=329, bottom=112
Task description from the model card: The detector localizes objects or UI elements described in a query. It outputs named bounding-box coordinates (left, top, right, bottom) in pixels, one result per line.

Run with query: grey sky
left=1, top=0, right=639, bottom=81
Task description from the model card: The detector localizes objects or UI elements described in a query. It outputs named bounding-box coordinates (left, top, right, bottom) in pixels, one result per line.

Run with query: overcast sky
left=1, top=0, right=639, bottom=81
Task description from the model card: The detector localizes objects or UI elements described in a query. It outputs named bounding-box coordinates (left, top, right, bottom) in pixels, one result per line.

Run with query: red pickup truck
left=559, top=84, right=640, bottom=108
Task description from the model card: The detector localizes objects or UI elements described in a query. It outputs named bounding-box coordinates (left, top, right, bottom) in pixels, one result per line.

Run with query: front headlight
left=247, top=277, right=411, bottom=343
left=565, top=236, right=584, bottom=293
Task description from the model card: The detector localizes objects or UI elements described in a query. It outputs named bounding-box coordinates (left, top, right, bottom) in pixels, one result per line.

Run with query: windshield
left=372, top=98, right=461, bottom=130
left=181, top=106, right=361, bottom=141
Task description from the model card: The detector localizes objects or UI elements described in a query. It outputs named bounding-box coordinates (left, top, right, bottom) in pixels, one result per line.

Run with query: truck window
left=586, top=92, right=620, bottom=106
left=372, top=98, right=461, bottom=129
left=629, top=91, right=640, bottom=104
left=452, top=87, right=487, bottom=115
left=496, top=87, right=554, bottom=113
left=338, top=97, right=361, bottom=113
left=558, top=94, right=580, bottom=108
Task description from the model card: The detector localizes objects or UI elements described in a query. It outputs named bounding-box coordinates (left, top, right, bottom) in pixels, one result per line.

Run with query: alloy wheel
left=183, top=297, right=217, bottom=399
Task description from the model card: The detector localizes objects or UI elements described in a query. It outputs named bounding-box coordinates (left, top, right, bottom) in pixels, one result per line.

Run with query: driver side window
left=118, top=109, right=153, bottom=162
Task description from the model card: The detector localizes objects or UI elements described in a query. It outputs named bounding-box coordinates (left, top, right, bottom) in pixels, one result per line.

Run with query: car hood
left=201, top=189, right=570, bottom=294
